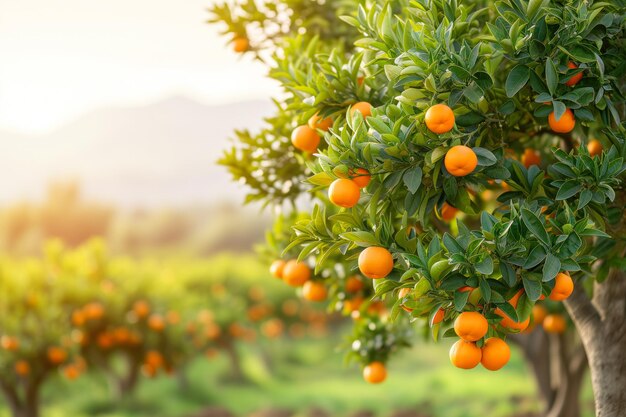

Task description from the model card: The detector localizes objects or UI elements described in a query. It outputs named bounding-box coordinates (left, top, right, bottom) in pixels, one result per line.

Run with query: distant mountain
left=0, top=97, right=274, bottom=207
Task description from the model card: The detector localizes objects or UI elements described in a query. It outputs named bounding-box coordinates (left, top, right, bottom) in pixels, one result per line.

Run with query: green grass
left=1, top=337, right=595, bottom=417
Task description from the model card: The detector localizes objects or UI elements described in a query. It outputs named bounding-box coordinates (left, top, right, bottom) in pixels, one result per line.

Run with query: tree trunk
left=510, top=328, right=587, bottom=417
left=222, top=339, right=246, bottom=383
left=0, top=379, right=41, bottom=417
left=564, top=269, right=626, bottom=417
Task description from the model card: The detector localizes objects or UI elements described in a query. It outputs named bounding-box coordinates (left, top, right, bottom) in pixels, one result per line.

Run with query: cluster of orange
left=448, top=272, right=573, bottom=371
left=270, top=259, right=327, bottom=302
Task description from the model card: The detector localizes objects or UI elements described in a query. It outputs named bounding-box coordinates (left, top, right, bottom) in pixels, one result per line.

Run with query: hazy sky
left=0, top=0, right=279, bottom=134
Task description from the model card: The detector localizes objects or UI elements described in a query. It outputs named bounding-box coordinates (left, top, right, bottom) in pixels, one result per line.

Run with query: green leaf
left=542, top=253, right=561, bottom=282
left=505, top=65, right=530, bottom=97
left=454, top=290, right=470, bottom=312
left=475, top=257, right=494, bottom=275
left=522, top=274, right=542, bottom=301
left=339, top=231, right=379, bottom=247
left=556, top=181, right=583, bottom=200
left=545, top=58, right=558, bottom=96
left=403, top=166, right=422, bottom=194
left=473, top=147, right=497, bottom=166
left=521, top=209, right=550, bottom=247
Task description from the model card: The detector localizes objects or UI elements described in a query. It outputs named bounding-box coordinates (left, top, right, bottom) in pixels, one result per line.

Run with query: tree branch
left=563, top=281, right=600, bottom=342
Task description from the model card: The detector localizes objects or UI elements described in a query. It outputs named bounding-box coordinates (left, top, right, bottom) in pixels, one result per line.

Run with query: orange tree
left=213, top=1, right=626, bottom=416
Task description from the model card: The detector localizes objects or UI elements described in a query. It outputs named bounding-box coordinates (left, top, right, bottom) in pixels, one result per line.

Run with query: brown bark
left=510, top=328, right=587, bottom=417
left=0, top=377, right=42, bottom=417
left=564, top=269, right=626, bottom=417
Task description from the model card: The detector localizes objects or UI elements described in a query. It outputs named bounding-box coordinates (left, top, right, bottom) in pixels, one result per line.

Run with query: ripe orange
left=344, top=296, right=364, bottom=314
left=145, top=350, right=164, bottom=368
left=261, top=318, right=284, bottom=338
left=350, top=102, right=372, bottom=118
left=97, top=332, right=114, bottom=349
left=233, top=37, right=249, bottom=53
left=449, top=340, right=482, bottom=369
left=328, top=179, right=360, bottom=208
left=269, top=260, right=286, bottom=279
left=63, top=364, right=80, bottom=380
left=425, top=104, right=455, bottom=134
left=308, top=113, right=333, bottom=131
left=543, top=314, right=566, bottom=334
left=47, top=346, right=67, bottom=365
left=15, top=360, right=30, bottom=376
left=71, top=310, right=86, bottom=326
left=521, top=149, right=541, bottom=168
left=500, top=314, right=531, bottom=332
left=1, top=336, right=19, bottom=351
left=358, top=247, right=394, bottom=279
left=549, top=272, right=574, bottom=301
left=282, top=260, right=311, bottom=287
left=148, top=314, right=166, bottom=332
left=351, top=168, right=371, bottom=188
left=291, top=125, right=321, bottom=153
left=432, top=308, right=445, bottom=325
left=548, top=109, right=575, bottom=133
left=444, top=145, right=478, bottom=177
left=398, top=287, right=413, bottom=312
left=481, top=337, right=511, bottom=371
left=532, top=304, right=548, bottom=325
left=345, top=275, right=364, bottom=293
left=454, top=312, right=488, bottom=342
left=587, top=139, right=602, bottom=157
left=84, top=302, right=104, bottom=320
left=166, top=311, right=180, bottom=325
left=440, top=202, right=458, bottom=221
left=363, top=361, right=387, bottom=384
left=133, top=300, right=150, bottom=319
left=302, top=281, right=327, bottom=302
left=565, top=62, right=583, bottom=87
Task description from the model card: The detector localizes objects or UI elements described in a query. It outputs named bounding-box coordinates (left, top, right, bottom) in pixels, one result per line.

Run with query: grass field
left=4, top=336, right=594, bottom=417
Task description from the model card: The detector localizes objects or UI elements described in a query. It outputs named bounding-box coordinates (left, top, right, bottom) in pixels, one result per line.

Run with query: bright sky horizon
left=0, top=0, right=279, bottom=135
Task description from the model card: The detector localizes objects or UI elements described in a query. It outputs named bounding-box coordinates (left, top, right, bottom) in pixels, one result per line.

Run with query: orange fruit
left=47, top=346, right=67, bottom=365
left=481, top=337, right=511, bottom=371
left=84, top=302, right=104, bottom=320
left=233, top=37, right=249, bottom=53
left=148, top=314, right=166, bottom=332
left=166, top=311, right=180, bottom=325
left=145, top=350, right=164, bottom=368
left=282, top=260, right=311, bottom=287
left=63, top=364, right=80, bottom=380
left=425, top=104, right=455, bottom=134
left=15, top=360, right=30, bottom=376
left=308, top=113, right=333, bottom=131
left=328, top=179, right=360, bottom=208
left=291, top=125, right=321, bottom=153
left=133, top=300, right=150, bottom=319
left=449, top=340, right=482, bottom=369
left=543, top=314, right=566, bottom=334
left=350, top=102, right=372, bottom=118
left=548, top=109, right=575, bottom=133
left=444, top=145, right=478, bottom=177
left=521, top=149, right=540, bottom=168
left=532, top=304, right=548, bottom=325
left=454, top=312, right=488, bottom=342
left=358, top=247, right=394, bottom=279
left=261, top=319, right=284, bottom=338
left=432, top=308, right=445, bottom=325
left=495, top=290, right=530, bottom=331
left=363, top=361, right=387, bottom=384
left=549, top=272, right=574, bottom=301
left=398, top=287, right=413, bottom=312
left=345, top=276, right=364, bottom=293
left=351, top=168, right=371, bottom=188
left=440, top=202, right=458, bottom=221
left=302, top=281, right=327, bottom=302
left=1, top=336, right=19, bottom=351
left=71, top=310, right=86, bottom=326
left=269, top=260, right=286, bottom=279
left=587, top=139, right=602, bottom=157
left=565, top=62, right=583, bottom=87
left=344, top=297, right=364, bottom=314
left=97, top=332, right=114, bottom=349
